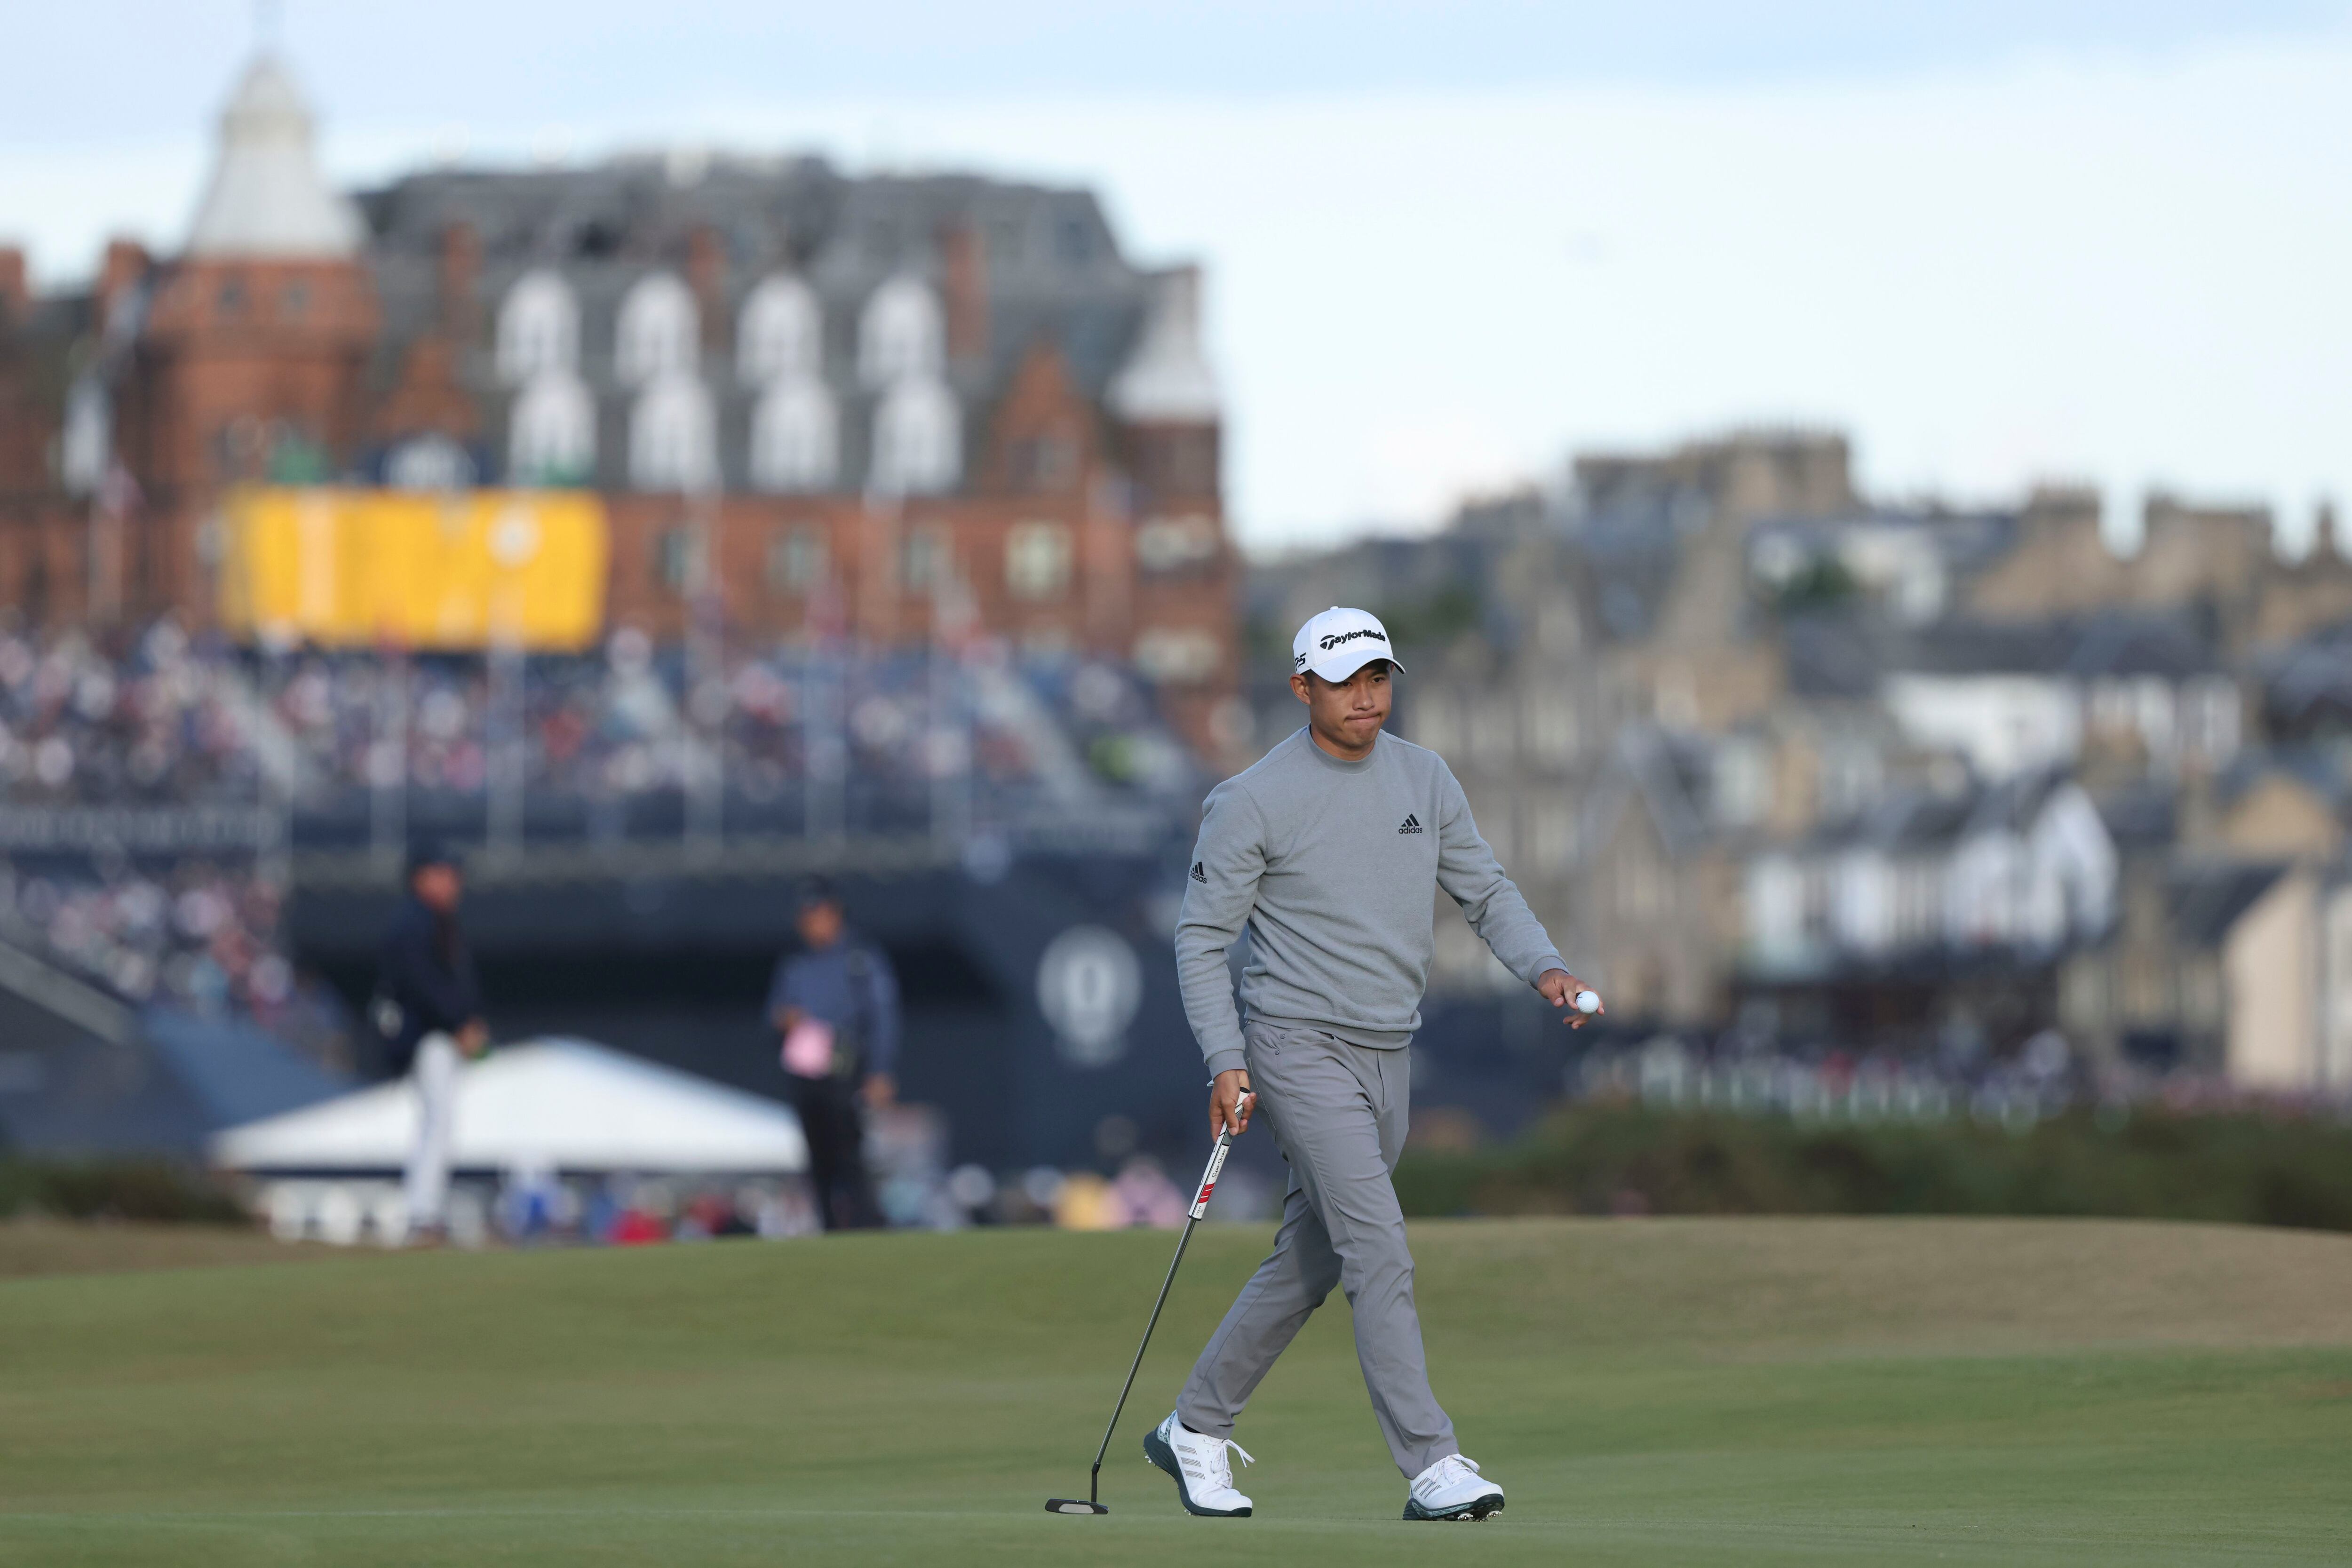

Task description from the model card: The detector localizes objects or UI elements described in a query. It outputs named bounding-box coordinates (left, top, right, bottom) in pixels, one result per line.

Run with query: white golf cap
left=1292, top=606, right=1405, bottom=684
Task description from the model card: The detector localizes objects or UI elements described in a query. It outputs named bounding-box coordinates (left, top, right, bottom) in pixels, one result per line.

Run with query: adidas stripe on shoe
left=1404, top=1453, right=1504, bottom=1521
left=1146, top=1412, right=1254, bottom=1517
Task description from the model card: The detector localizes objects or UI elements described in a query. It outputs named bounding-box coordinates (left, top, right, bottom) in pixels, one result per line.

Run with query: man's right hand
left=1210, top=1068, right=1254, bottom=1140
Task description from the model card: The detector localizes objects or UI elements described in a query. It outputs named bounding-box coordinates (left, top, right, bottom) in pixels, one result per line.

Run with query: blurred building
left=0, top=52, right=1240, bottom=757
left=0, top=52, right=1255, bottom=1178
left=1250, top=430, right=2352, bottom=1099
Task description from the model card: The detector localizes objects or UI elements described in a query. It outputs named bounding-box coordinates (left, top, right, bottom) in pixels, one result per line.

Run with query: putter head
left=1046, top=1498, right=1110, bottom=1515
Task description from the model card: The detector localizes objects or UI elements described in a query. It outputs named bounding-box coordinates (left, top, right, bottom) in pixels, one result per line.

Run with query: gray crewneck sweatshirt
left=1176, top=727, right=1567, bottom=1078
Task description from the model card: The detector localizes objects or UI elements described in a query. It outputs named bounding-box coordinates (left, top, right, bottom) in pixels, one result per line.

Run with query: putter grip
left=1190, top=1092, right=1252, bottom=1220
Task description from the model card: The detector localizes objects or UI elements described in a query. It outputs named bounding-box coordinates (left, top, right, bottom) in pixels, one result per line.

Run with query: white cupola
left=185, top=55, right=364, bottom=259
left=1108, top=266, right=1220, bottom=424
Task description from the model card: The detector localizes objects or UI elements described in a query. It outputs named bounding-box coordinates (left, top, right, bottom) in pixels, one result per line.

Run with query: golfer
left=1150, top=606, right=1598, bottom=1522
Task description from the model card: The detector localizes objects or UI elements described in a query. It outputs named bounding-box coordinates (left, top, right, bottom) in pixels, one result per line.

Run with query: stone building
left=0, top=54, right=1242, bottom=758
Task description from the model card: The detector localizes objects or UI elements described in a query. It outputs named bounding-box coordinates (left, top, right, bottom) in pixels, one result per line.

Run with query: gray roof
left=2261, top=615, right=2352, bottom=733
left=2169, top=861, right=2288, bottom=947
left=2215, top=746, right=2352, bottom=812
left=1748, top=505, right=2019, bottom=576
left=1784, top=609, right=2222, bottom=691
left=2097, top=781, right=2177, bottom=850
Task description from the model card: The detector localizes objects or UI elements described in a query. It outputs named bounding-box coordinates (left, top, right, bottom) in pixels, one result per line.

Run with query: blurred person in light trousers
left=769, top=876, right=900, bottom=1232
left=373, top=842, right=488, bottom=1243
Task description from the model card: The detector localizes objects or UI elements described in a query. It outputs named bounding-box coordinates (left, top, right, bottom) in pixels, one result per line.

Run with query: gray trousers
left=1175, top=1021, right=1458, bottom=1479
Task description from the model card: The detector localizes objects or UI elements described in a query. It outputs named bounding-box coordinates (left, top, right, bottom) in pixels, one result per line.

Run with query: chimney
left=0, top=246, right=25, bottom=326
left=437, top=221, right=479, bottom=341
left=940, top=220, right=988, bottom=366
left=2023, top=483, right=2101, bottom=550
left=2317, top=499, right=2340, bottom=562
left=97, top=238, right=149, bottom=338
left=686, top=224, right=727, bottom=352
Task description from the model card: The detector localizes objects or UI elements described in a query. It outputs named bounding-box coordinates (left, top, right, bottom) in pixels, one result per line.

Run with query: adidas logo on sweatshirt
left=1398, top=814, right=1423, bottom=835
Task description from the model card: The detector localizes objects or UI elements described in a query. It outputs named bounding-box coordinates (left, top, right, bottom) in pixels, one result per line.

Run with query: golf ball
left=1575, top=990, right=1601, bottom=1015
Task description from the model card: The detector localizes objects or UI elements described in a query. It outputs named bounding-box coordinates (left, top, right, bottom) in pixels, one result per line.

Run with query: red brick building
left=0, top=54, right=1241, bottom=758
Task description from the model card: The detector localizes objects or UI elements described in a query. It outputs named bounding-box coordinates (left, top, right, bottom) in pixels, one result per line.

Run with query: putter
left=1046, top=1092, right=1253, bottom=1516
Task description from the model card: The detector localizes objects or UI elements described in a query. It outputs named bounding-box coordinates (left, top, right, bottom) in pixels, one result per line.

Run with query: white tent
left=211, top=1039, right=806, bottom=1175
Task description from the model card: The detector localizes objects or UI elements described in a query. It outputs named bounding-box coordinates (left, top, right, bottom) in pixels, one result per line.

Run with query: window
left=2188, top=677, right=2242, bottom=761
left=627, top=373, right=717, bottom=493
left=1134, top=515, right=1218, bottom=573
left=767, top=528, right=827, bottom=594
left=858, top=276, right=943, bottom=389
left=657, top=528, right=702, bottom=592
left=217, top=278, right=247, bottom=315
left=1820, top=740, right=1881, bottom=821
left=1005, top=522, right=1073, bottom=601
left=748, top=377, right=838, bottom=493
left=1527, top=702, right=1578, bottom=767
left=1479, top=797, right=1515, bottom=868
left=1410, top=696, right=1458, bottom=756
left=899, top=527, right=949, bottom=593
left=58, top=378, right=108, bottom=497
left=495, top=270, right=579, bottom=385
left=1471, top=700, right=1516, bottom=770
left=1894, top=861, right=1940, bottom=945
left=1799, top=863, right=1833, bottom=945
left=868, top=376, right=960, bottom=496
left=736, top=273, right=821, bottom=386
left=1530, top=797, right=1577, bottom=870
left=508, top=371, right=595, bottom=485
left=615, top=271, right=699, bottom=386
left=385, top=433, right=475, bottom=491
left=1134, top=629, right=1220, bottom=685
left=1712, top=740, right=1770, bottom=826
left=1010, top=433, right=1078, bottom=491
left=279, top=280, right=310, bottom=319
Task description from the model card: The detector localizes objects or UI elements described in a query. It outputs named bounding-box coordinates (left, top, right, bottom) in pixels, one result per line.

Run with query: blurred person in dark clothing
left=769, top=876, right=899, bottom=1231
left=374, top=842, right=487, bottom=1242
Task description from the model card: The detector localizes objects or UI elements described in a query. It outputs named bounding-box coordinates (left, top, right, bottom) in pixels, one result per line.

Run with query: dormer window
left=628, top=371, right=717, bottom=492
left=496, top=269, right=580, bottom=385
left=858, top=276, right=942, bottom=389
left=615, top=271, right=699, bottom=386
left=868, top=376, right=960, bottom=497
left=508, top=370, right=594, bottom=485
left=749, top=377, right=839, bottom=493
left=736, top=273, right=821, bottom=387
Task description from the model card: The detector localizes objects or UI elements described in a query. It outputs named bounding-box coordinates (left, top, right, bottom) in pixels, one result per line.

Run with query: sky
left=6, top=1, right=2352, bottom=554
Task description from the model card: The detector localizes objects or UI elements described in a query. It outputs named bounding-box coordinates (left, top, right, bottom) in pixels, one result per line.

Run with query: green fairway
left=1, top=1217, right=2347, bottom=1565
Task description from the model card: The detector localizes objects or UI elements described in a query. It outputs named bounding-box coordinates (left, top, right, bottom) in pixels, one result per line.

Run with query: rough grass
left=1394, top=1104, right=2352, bottom=1230
left=0, top=1219, right=317, bottom=1281
left=1, top=1217, right=2348, bottom=1566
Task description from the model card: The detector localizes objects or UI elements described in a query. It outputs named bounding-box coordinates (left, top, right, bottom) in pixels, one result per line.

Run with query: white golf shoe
left=1404, top=1453, right=1505, bottom=1521
left=1145, top=1411, right=1255, bottom=1516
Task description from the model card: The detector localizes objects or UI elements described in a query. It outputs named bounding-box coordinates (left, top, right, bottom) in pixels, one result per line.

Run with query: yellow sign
left=220, top=489, right=609, bottom=652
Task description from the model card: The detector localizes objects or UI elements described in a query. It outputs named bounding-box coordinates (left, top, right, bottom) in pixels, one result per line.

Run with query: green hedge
left=0, top=1159, right=251, bottom=1226
left=1394, top=1102, right=2352, bottom=1232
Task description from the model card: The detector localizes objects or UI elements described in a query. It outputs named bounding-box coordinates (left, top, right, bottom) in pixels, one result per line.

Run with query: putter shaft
left=1085, top=1104, right=1247, bottom=1505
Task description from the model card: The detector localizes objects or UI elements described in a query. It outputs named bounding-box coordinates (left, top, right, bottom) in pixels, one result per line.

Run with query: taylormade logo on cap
left=1292, top=607, right=1406, bottom=685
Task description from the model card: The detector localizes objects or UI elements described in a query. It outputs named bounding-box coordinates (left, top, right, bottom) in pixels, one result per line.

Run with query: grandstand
left=0, top=606, right=1211, bottom=1163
